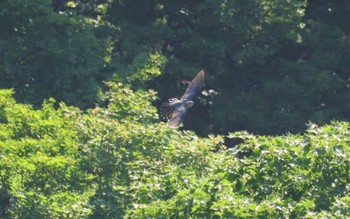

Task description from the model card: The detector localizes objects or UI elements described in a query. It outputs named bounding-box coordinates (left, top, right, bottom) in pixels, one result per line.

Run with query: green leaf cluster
left=1, top=1, right=350, bottom=217
left=0, top=87, right=349, bottom=218
left=0, top=0, right=109, bottom=108
left=2, top=1, right=350, bottom=135
left=93, top=0, right=350, bottom=135
left=0, top=94, right=92, bottom=217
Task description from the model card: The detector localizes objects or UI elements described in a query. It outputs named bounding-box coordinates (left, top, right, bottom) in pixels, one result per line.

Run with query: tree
left=99, top=0, right=350, bottom=135
left=1, top=86, right=349, bottom=218
left=0, top=0, right=109, bottom=108
left=3, top=1, right=350, bottom=135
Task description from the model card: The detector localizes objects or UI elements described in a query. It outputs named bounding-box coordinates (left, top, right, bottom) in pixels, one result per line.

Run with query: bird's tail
left=160, top=98, right=177, bottom=118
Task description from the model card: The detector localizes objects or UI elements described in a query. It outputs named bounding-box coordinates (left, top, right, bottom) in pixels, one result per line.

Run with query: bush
left=0, top=86, right=349, bottom=218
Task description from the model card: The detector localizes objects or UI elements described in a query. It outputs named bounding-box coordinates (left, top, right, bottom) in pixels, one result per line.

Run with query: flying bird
left=161, top=70, right=205, bottom=128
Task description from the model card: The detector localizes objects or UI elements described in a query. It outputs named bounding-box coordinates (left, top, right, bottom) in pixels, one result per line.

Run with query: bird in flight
left=161, top=70, right=205, bottom=128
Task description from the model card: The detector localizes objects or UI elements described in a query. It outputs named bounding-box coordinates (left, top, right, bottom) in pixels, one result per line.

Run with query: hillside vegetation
left=1, top=0, right=350, bottom=218
left=0, top=87, right=349, bottom=218
left=2, top=0, right=350, bottom=135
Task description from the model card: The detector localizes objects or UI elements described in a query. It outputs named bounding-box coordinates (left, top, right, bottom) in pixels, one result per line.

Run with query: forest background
left=0, top=0, right=349, bottom=218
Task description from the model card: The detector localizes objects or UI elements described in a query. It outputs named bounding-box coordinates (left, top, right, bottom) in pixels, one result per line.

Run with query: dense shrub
left=0, top=87, right=349, bottom=218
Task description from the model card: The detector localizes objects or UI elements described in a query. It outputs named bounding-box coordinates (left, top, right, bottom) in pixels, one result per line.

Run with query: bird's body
left=161, top=70, right=205, bottom=128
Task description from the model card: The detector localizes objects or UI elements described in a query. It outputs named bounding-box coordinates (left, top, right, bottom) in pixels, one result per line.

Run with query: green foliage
left=89, top=0, right=350, bottom=135
left=0, top=93, right=92, bottom=217
left=1, top=1, right=350, bottom=218
left=2, top=0, right=350, bottom=135
left=0, top=89, right=15, bottom=123
left=98, top=82, right=159, bottom=122
left=0, top=0, right=109, bottom=108
left=128, top=122, right=349, bottom=218
left=1, top=88, right=349, bottom=218
left=112, top=53, right=167, bottom=84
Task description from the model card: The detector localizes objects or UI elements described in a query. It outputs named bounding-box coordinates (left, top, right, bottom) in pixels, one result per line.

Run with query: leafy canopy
left=0, top=86, right=349, bottom=218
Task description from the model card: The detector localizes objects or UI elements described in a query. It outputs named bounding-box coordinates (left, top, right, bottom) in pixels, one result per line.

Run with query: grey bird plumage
left=161, top=70, right=205, bottom=128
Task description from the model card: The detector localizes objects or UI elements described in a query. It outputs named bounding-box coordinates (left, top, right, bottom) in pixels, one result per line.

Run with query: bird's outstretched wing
left=169, top=105, right=187, bottom=128
left=180, top=70, right=205, bottom=101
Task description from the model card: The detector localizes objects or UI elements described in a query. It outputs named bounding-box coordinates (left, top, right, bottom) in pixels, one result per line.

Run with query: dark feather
left=169, top=105, right=187, bottom=128
left=161, top=104, right=174, bottom=119
left=160, top=98, right=178, bottom=118
left=180, top=70, right=205, bottom=101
